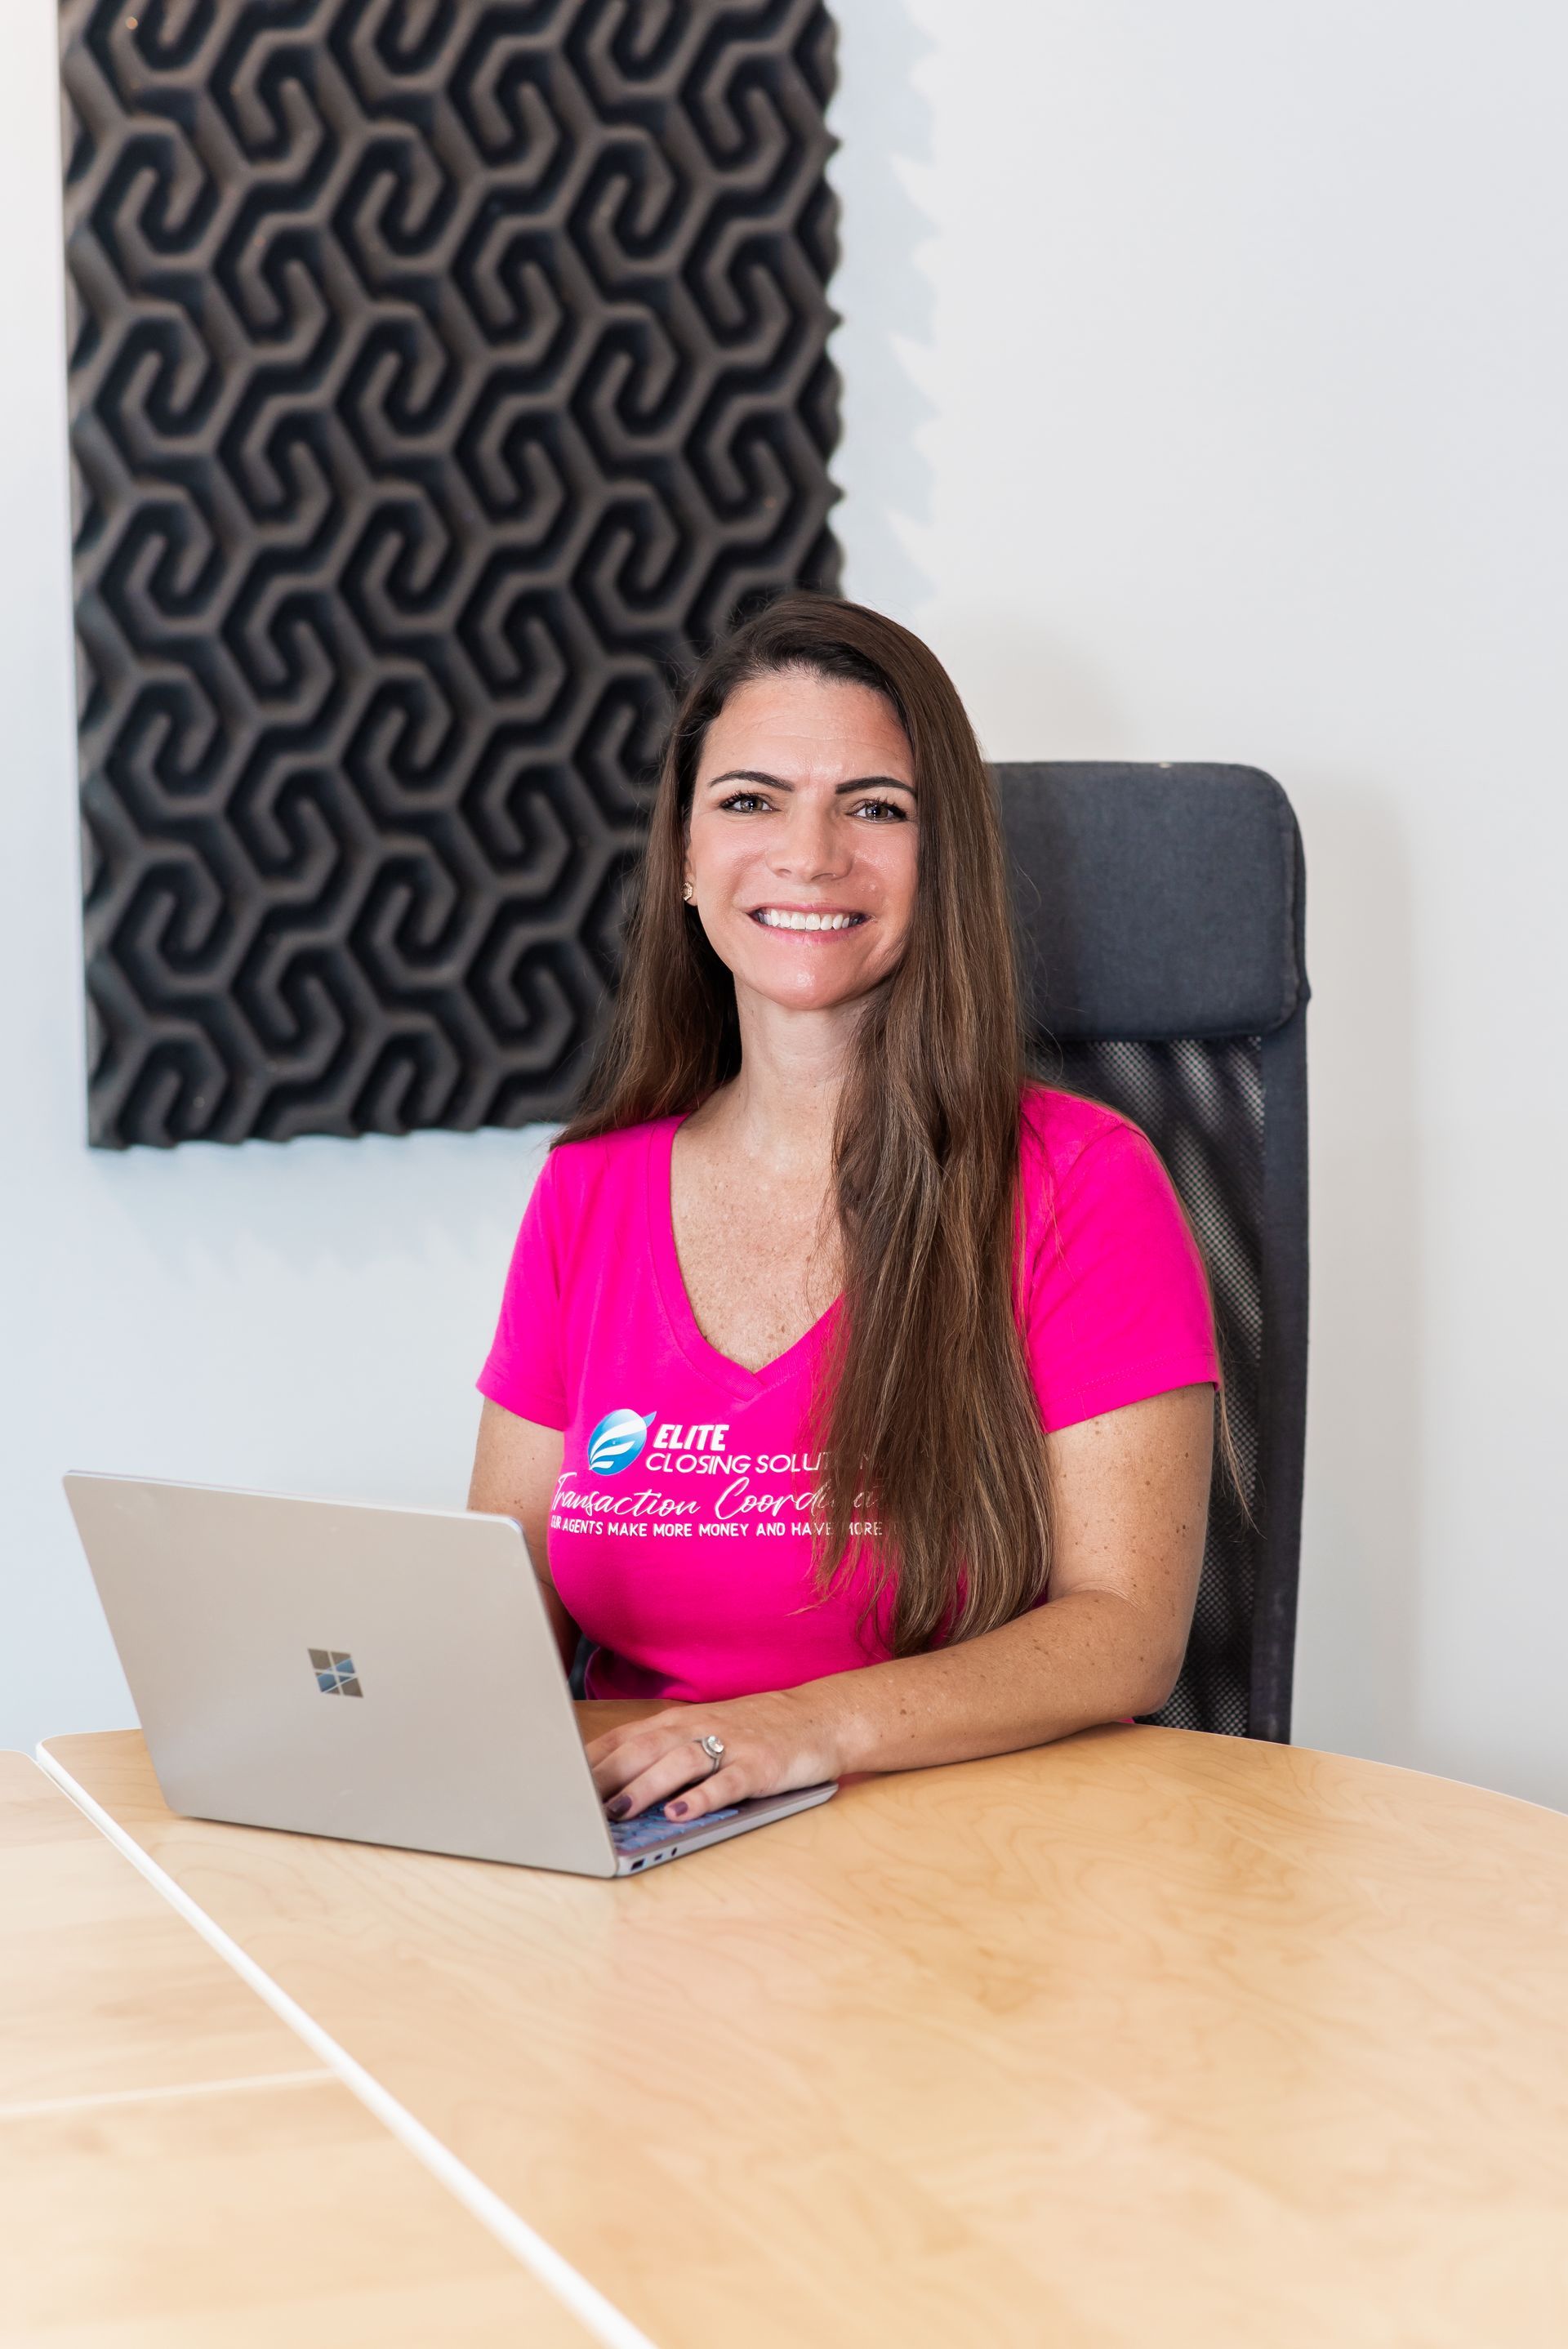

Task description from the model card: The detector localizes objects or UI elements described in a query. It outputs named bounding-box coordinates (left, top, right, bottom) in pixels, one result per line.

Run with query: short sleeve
left=1022, top=1120, right=1219, bottom=1433
left=476, top=1149, right=570, bottom=1430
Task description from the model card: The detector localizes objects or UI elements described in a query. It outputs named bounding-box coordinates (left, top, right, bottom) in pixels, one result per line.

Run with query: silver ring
left=696, top=1732, right=725, bottom=1775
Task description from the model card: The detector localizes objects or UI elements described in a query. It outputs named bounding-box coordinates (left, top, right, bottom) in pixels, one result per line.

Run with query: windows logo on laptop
left=309, top=1648, right=362, bottom=1697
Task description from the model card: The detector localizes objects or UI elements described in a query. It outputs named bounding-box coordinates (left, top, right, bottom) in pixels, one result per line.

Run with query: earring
left=682, top=880, right=695, bottom=903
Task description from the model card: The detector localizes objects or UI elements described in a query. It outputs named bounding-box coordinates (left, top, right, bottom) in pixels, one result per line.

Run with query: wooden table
left=34, top=1712, right=1568, bottom=2348
left=0, top=1750, right=599, bottom=2347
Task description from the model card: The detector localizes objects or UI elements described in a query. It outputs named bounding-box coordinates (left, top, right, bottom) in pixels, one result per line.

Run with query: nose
left=767, top=795, right=850, bottom=883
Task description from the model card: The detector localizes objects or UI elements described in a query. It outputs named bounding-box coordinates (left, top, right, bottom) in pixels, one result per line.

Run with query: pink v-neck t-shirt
left=477, top=1085, right=1218, bottom=1703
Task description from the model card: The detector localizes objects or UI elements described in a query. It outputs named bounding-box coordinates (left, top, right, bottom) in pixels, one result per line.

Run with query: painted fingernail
left=666, top=1800, right=688, bottom=1819
left=607, top=1796, right=631, bottom=1820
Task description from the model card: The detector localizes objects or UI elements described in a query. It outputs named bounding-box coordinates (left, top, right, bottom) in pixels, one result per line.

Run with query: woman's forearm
left=585, top=1396, right=1210, bottom=1821
left=541, top=1585, right=577, bottom=1674
left=796, top=1587, right=1183, bottom=1779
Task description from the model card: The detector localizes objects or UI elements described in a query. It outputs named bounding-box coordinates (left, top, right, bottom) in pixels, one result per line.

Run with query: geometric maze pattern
left=61, top=0, right=842, bottom=1146
left=1047, top=1036, right=1266, bottom=1737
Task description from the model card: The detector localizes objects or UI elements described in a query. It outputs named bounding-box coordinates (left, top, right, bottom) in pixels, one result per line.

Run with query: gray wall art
left=62, top=0, right=841, bottom=1145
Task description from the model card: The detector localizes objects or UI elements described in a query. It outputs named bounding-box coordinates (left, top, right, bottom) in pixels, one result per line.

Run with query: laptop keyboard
left=608, top=1803, right=740, bottom=1852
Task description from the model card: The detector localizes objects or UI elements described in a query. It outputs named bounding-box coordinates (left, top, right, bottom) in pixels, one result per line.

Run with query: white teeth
left=756, top=909, right=860, bottom=931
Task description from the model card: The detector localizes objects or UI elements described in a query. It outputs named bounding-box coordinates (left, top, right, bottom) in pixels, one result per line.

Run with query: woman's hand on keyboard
left=586, top=1687, right=843, bottom=1825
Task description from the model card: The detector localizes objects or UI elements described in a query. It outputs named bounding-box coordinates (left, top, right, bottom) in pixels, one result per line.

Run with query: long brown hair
left=559, top=592, right=1051, bottom=1655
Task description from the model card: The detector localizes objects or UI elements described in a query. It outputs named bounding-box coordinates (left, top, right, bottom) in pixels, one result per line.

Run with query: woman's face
left=684, top=669, right=919, bottom=1017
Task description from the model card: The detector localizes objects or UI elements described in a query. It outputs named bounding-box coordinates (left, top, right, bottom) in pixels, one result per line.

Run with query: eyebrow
left=703, top=769, right=916, bottom=797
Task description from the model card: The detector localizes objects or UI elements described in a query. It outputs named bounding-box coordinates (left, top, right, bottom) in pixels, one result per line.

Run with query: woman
left=469, top=594, right=1218, bottom=1826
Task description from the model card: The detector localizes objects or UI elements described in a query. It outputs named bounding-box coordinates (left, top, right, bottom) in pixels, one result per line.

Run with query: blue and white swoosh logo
left=586, top=1409, right=655, bottom=1476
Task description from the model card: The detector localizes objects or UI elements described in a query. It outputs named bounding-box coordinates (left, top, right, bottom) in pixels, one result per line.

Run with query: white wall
left=5, top=1, right=1566, bottom=1805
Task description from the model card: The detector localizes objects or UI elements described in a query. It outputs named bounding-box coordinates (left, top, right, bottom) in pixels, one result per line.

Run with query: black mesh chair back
left=996, top=764, right=1309, bottom=1741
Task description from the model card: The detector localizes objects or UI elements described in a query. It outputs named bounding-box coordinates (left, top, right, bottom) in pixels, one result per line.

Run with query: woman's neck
left=690, top=988, right=866, bottom=1176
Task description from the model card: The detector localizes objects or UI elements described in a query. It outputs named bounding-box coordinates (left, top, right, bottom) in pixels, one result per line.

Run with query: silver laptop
left=61, top=1473, right=835, bottom=1879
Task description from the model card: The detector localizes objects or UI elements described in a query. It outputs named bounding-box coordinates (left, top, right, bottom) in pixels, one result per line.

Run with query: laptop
left=60, top=1472, right=836, bottom=1879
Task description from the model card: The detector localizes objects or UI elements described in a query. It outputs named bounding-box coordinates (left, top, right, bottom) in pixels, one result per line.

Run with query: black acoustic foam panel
left=62, top=0, right=841, bottom=1147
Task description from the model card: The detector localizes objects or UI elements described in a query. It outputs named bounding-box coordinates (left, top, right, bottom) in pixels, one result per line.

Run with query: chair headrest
left=995, top=762, right=1307, bottom=1041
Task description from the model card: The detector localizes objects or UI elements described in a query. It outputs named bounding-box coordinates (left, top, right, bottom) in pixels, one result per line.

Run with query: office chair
left=996, top=764, right=1309, bottom=1741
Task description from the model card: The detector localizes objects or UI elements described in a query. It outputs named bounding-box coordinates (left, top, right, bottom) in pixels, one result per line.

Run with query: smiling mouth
left=748, top=908, right=867, bottom=932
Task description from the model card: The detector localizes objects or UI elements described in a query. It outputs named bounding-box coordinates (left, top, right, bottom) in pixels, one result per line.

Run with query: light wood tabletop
left=0, top=1749, right=599, bottom=2347
left=37, top=1713, right=1568, bottom=2349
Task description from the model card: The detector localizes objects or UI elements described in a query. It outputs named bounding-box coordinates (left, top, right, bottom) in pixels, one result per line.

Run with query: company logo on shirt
left=586, top=1409, right=656, bottom=1475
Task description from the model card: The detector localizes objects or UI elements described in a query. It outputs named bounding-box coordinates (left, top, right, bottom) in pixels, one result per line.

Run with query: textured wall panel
left=62, top=0, right=841, bottom=1147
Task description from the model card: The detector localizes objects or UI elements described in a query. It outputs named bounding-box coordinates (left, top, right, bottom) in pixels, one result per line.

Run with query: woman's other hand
left=585, top=1691, right=844, bottom=1825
